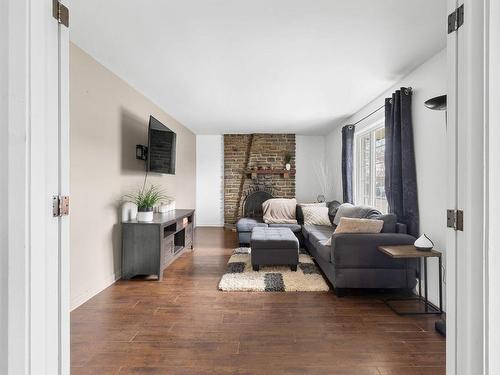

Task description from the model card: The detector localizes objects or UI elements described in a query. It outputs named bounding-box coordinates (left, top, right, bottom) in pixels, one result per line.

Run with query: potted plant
left=284, top=152, right=292, bottom=171
left=124, top=184, right=169, bottom=222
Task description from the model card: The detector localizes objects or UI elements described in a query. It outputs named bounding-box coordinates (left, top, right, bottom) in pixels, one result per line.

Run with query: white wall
left=296, top=136, right=328, bottom=203
left=325, top=49, right=447, bottom=307
left=0, top=0, right=8, bottom=370
left=194, top=135, right=330, bottom=225
left=196, top=135, right=224, bottom=226
left=70, top=44, right=196, bottom=310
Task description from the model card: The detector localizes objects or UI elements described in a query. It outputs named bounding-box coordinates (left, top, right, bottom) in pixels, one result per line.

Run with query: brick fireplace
left=224, top=134, right=296, bottom=227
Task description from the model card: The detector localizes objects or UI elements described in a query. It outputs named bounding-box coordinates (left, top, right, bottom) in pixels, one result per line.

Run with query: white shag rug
left=218, top=247, right=330, bottom=292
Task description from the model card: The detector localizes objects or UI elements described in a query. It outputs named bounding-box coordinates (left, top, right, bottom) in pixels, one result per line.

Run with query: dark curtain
left=341, top=125, right=355, bottom=204
left=385, top=87, right=419, bottom=237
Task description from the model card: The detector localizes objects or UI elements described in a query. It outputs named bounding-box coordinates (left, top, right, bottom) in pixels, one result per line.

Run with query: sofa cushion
left=303, top=224, right=334, bottom=242
left=312, top=240, right=332, bottom=262
left=333, top=203, right=381, bottom=226
left=236, top=218, right=268, bottom=232
left=304, top=225, right=334, bottom=262
left=268, top=223, right=302, bottom=233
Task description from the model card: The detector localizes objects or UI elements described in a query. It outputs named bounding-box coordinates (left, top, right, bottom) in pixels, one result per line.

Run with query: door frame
left=447, top=0, right=492, bottom=373
left=7, top=0, right=70, bottom=373
left=485, top=0, right=499, bottom=373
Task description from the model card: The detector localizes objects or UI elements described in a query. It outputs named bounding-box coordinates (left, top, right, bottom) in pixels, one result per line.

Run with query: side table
left=378, top=245, right=443, bottom=315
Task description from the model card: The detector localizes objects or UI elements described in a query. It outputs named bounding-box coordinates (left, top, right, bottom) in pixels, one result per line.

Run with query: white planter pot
left=137, top=210, right=154, bottom=222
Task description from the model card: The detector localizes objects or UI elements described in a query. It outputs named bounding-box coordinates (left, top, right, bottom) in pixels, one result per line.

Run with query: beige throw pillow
left=302, top=206, right=331, bottom=226
left=262, top=198, right=298, bottom=224
left=334, top=217, right=384, bottom=234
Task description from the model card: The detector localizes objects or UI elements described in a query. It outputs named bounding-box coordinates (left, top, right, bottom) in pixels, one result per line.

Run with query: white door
left=447, top=0, right=487, bottom=374
left=7, top=0, right=70, bottom=373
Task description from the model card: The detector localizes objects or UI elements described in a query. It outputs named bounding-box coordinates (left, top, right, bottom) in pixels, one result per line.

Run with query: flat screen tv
left=147, top=116, right=176, bottom=174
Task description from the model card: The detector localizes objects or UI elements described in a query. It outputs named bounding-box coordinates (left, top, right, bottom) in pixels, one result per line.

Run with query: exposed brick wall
left=224, top=134, right=296, bottom=227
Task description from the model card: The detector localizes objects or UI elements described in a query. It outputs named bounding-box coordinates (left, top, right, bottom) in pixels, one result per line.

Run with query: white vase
left=121, top=202, right=138, bottom=222
left=285, top=163, right=291, bottom=171
left=415, top=234, right=434, bottom=251
left=137, top=209, right=154, bottom=222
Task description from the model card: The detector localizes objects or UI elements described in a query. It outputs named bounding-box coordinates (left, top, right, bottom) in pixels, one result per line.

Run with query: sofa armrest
left=330, top=233, right=417, bottom=269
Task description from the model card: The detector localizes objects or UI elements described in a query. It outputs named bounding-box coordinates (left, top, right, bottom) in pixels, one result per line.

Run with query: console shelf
left=121, top=209, right=195, bottom=280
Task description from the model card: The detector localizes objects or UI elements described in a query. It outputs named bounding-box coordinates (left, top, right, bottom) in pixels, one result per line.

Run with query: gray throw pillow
left=368, top=213, right=397, bottom=233
left=326, top=200, right=341, bottom=226
left=333, top=203, right=382, bottom=226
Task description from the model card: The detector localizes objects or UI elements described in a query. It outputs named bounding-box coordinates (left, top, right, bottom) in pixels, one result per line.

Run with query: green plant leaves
left=124, top=184, right=171, bottom=209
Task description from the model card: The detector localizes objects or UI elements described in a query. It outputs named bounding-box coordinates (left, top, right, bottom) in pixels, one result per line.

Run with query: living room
left=2, top=0, right=497, bottom=374
left=68, top=1, right=448, bottom=372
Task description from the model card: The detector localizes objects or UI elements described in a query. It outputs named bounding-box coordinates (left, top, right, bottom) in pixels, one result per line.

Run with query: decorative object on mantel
left=317, top=195, right=325, bottom=203
left=414, top=233, right=434, bottom=251
left=123, top=184, right=171, bottom=222
left=284, top=152, right=292, bottom=171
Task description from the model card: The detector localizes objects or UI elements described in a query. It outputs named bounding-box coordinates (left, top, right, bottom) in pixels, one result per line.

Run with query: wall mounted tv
left=147, top=116, right=176, bottom=174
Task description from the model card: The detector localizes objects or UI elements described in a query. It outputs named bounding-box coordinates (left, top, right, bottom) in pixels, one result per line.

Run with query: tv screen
left=147, top=116, right=176, bottom=174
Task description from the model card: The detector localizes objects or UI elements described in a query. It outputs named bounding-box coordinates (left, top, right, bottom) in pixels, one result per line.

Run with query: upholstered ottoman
left=250, top=227, right=299, bottom=271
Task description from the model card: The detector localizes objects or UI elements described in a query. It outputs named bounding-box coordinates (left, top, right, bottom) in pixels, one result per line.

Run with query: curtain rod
left=351, top=104, right=385, bottom=126
left=350, top=87, right=412, bottom=127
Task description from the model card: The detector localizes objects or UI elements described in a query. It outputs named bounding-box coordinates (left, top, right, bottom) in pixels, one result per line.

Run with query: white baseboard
left=70, top=272, right=121, bottom=311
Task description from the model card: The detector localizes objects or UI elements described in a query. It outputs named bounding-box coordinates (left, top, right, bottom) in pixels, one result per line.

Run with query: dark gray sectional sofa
left=237, top=201, right=418, bottom=296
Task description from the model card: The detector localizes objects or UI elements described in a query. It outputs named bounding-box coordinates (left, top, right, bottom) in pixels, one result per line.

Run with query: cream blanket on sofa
left=262, top=198, right=298, bottom=224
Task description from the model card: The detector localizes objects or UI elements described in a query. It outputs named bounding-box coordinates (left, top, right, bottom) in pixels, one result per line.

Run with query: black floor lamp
left=424, top=94, right=447, bottom=338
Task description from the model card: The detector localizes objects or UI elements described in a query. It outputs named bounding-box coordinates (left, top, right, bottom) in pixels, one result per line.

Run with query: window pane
left=356, top=124, right=388, bottom=213
left=357, top=134, right=371, bottom=206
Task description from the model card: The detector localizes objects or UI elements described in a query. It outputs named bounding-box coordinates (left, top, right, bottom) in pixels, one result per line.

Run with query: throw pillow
left=262, top=198, right=298, bottom=224
left=368, top=213, right=397, bottom=233
left=333, top=217, right=384, bottom=234
left=296, top=202, right=326, bottom=225
left=333, top=203, right=382, bottom=226
left=326, top=200, right=341, bottom=225
left=302, top=206, right=331, bottom=226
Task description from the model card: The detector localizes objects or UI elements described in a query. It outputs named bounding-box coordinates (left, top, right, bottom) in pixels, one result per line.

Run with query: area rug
left=218, top=247, right=330, bottom=292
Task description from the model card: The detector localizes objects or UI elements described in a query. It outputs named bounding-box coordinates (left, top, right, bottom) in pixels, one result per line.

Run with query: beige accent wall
left=70, top=43, right=196, bottom=309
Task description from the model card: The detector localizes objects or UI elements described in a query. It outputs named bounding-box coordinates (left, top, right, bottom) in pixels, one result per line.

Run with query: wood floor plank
left=71, top=227, right=445, bottom=374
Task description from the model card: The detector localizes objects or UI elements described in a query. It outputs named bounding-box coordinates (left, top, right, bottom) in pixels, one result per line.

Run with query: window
left=355, top=122, right=388, bottom=213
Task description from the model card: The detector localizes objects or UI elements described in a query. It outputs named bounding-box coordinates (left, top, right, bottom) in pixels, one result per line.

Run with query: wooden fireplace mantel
left=245, top=169, right=295, bottom=179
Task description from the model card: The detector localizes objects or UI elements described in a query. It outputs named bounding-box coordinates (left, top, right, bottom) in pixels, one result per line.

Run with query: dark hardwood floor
left=71, top=227, right=445, bottom=375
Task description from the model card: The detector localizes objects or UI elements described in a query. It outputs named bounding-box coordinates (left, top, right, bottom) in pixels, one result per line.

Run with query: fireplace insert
left=242, top=189, right=274, bottom=220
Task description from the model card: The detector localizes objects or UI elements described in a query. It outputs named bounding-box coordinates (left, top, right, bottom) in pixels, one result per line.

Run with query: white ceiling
left=70, top=0, right=447, bottom=135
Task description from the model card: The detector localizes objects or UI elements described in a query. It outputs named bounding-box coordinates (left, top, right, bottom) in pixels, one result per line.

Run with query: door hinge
left=448, top=4, right=464, bottom=34
left=447, top=209, right=464, bottom=231
left=52, top=0, right=69, bottom=27
left=53, top=195, right=70, bottom=217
